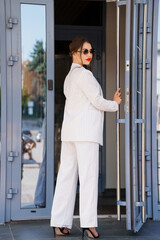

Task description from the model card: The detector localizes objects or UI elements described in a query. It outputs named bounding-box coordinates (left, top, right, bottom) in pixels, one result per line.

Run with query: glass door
left=126, top=0, right=149, bottom=232
left=116, top=0, right=149, bottom=232
left=157, top=0, right=160, bottom=219
left=131, top=0, right=148, bottom=231
left=152, top=0, right=160, bottom=220
left=6, top=0, right=54, bottom=220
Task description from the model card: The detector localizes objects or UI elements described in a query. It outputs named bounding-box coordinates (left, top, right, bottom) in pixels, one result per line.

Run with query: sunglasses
left=77, top=48, right=95, bottom=55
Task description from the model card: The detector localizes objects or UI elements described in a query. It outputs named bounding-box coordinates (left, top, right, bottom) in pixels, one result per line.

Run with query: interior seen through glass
left=54, top=41, right=71, bottom=184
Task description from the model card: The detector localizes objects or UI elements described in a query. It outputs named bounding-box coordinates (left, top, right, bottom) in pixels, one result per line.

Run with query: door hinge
left=7, top=18, right=18, bottom=29
left=8, top=151, right=19, bottom=162
left=138, top=58, right=151, bottom=69
left=145, top=151, right=150, bottom=161
left=145, top=186, right=151, bottom=196
left=7, top=188, right=18, bottom=199
left=138, top=151, right=151, bottom=161
left=135, top=119, right=145, bottom=124
left=8, top=56, right=19, bottom=66
left=139, top=23, right=151, bottom=34
left=136, top=201, right=145, bottom=207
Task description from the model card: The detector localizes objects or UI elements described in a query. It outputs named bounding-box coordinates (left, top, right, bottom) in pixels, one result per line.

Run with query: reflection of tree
left=22, top=40, right=46, bottom=118
left=22, top=87, right=29, bottom=115
left=27, top=40, right=46, bottom=84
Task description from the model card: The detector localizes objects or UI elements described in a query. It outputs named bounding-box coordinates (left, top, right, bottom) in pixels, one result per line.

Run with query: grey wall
left=105, top=3, right=125, bottom=189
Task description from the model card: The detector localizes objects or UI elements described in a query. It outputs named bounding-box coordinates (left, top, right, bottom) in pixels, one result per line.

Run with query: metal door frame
left=131, top=0, right=140, bottom=231
left=115, top=0, right=132, bottom=230
left=152, top=0, right=160, bottom=220
left=143, top=0, right=153, bottom=220
left=116, top=0, right=132, bottom=230
left=124, top=0, right=131, bottom=230
left=0, top=0, right=8, bottom=224
left=131, top=0, right=151, bottom=232
left=3, top=0, right=54, bottom=221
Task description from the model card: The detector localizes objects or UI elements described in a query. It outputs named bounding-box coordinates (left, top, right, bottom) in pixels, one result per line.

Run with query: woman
left=50, top=36, right=122, bottom=238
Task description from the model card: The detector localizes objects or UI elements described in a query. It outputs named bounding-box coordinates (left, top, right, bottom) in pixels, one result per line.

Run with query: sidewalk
left=0, top=217, right=160, bottom=240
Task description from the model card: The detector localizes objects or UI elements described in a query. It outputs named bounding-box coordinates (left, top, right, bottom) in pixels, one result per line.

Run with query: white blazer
left=61, top=63, right=118, bottom=146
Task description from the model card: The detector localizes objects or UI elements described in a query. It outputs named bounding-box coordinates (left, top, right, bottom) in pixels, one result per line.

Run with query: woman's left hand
left=113, top=88, right=122, bottom=105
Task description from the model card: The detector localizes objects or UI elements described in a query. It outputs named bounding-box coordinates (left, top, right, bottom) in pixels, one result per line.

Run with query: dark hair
left=69, top=36, right=95, bottom=71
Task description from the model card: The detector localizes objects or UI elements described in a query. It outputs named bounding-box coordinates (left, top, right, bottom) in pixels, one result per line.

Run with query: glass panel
left=21, top=4, right=46, bottom=208
left=157, top=1, right=160, bottom=203
left=0, top=43, right=1, bottom=174
left=54, top=41, right=71, bottom=184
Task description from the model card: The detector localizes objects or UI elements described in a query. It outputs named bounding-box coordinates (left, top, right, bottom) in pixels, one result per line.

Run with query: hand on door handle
left=113, top=88, right=122, bottom=105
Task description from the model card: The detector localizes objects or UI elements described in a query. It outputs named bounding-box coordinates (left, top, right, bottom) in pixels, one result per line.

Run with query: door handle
left=126, top=87, right=129, bottom=114
left=48, top=79, right=53, bottom=90
left=116, top=0, right=121, bottom=221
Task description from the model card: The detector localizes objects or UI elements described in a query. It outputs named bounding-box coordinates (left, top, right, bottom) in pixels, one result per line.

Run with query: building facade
left=0, top=0, right=160, bottom=233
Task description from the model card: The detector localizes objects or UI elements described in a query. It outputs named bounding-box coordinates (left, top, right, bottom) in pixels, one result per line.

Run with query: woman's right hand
left=113, top=88, right=122, bottom=105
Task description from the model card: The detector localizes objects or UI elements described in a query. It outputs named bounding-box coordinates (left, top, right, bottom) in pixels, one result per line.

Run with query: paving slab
left=0, top=224, right=12, bottom=240
left=0, top=218, right=160, bottom=240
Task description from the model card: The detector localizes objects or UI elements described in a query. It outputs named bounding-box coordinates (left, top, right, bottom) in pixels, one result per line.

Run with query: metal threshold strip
left=73, top=215, right=126, bottom=219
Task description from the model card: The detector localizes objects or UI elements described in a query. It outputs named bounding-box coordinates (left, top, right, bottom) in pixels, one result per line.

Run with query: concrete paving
left=0, top=217, right=160, bottom=240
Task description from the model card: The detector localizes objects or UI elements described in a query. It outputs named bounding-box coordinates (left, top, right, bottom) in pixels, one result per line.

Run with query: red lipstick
left=86, top=58, right=91, bottom=61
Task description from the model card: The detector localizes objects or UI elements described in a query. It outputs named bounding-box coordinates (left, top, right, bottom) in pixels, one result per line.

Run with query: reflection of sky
left=158, top=2, right=160, bottom=42
left=21, top=4, right=46, bottom=61
left=157, top=1, right=160, bottom=125
left=158, top=1, right=160, bottom=85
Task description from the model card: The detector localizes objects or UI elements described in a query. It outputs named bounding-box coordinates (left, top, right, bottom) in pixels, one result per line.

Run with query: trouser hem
left=80, top=222, right=98, bottom=228
left=50, top=222, right=72, bottom=229
left=80, top=224, right=98, bottom=228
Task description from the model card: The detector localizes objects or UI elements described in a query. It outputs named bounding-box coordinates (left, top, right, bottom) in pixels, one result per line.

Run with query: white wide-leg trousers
left=50, top=141, right=99, bottom=229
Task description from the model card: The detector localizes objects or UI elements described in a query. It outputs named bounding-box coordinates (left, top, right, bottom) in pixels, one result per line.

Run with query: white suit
left=61, top=63, right=118, bottom=146
left=50, top=63, right=118, bottom=229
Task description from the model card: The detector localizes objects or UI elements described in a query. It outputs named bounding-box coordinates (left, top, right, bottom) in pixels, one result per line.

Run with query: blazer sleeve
left=77, top=70, right=119, bottom=112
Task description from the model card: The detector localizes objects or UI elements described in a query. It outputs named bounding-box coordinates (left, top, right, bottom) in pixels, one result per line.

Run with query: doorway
left=54, top=26, right=109, bottom=216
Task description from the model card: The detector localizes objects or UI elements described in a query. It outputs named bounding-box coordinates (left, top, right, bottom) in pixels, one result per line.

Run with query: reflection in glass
left=157, top=2, right=160, bottom=202
left=21, top=4, right=46, bottom=208
left=0, top=43, right=1, bottom=172
left=54, top=41, right=71, bottom=184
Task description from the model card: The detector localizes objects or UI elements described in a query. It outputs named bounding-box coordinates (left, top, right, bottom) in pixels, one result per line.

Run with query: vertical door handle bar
left=116, top=0, right=121, bottom=221
left=142, top=3, right=147, bottom=223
